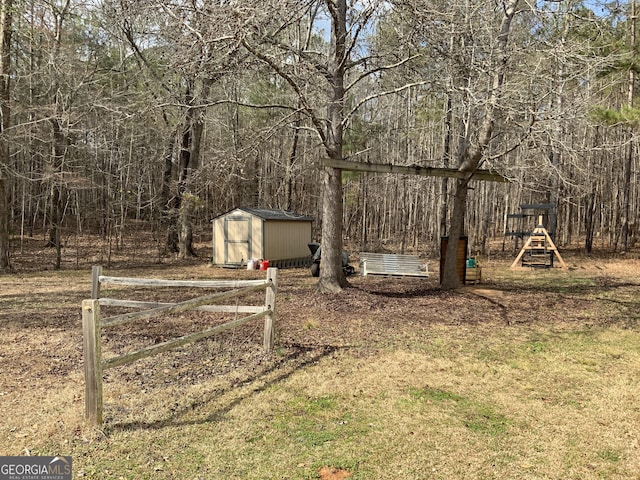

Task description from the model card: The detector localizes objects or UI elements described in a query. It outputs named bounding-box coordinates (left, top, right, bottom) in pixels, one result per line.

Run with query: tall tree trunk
left=284, top=109, right=301, bottom=211
left=165, top=77, right=210, bottom=258
left=176, top=77, right=210, bottom=258
left=0, top=0, right=12, bottom=271
left=621, top=0, right=636, bottom=253
left=584, top=191, right=596, bottom=254
left=441, top=0, right=520, bottom=290
left=318, top=0, right=348, bottom=292
left=175, top=100, right=194, bottom=257
left=48, top=117, right=66, bottom=270
left=620, top=132, right=634, bottom=253
left=161, top=137, right=178, bottom=254
left=44, top=0, right=70, bottom=270
left=440, top=95, right=453, bottom=240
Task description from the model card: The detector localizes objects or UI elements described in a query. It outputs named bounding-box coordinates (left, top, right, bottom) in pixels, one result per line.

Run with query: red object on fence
left=259, top=260, right=270, bottom=270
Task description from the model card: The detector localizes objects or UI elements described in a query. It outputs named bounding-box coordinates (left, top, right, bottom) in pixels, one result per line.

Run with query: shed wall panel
left=263, top=221, right=312, bottom=261
left=212, top=218, right=224, bottom=264
left=251, top=216, right=264, bottom=260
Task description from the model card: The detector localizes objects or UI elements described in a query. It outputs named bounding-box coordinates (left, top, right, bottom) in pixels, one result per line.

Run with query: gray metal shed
left=212, top=208, right=313, bottom=267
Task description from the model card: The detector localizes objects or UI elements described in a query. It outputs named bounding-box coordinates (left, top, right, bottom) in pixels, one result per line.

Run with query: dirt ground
left=1, top=233, right=639, bottom=478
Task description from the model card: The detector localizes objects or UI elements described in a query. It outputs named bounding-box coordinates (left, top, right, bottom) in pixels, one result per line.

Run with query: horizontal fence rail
left=96, top=276, right=266, bottom=288
left=99, top=282, right=269, bottom=329
left=82, top=266, right=277, bottom=426
left=98, top=299, right=263, bottom=314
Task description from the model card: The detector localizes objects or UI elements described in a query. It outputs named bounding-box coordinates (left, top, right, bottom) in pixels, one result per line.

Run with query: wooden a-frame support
left=510, top=220, right=567, bottom=270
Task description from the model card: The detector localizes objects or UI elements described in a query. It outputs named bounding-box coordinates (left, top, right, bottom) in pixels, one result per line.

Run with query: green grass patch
left=404, top=386, right=510, bottom=437
left=271, top=395, right=360, bottom=448
left=525, top=339, right=548, bottom=353
left=463, top=404, right=510, bottom=436
left=406, top=386, right=464, bottom=403
left=597, top=448, right=622, bottom=463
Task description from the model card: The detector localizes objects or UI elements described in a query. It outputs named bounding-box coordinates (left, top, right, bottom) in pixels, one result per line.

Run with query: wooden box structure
left=465, top=258, right=482, bottom=285
left=440, top=236, right=468, bottom=284
left=212, top=208, right=313, bottom=267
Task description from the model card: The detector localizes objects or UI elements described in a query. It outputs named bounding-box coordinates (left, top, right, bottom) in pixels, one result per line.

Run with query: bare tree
left=621, top=0, right=637, bottom=253
left=0, top=0, right=12, bottom=271
left=241, top=0, right=428, bottom=291
left=395, top=0, right=524, bottom=288
left=117, top=0, right=245, bottom=258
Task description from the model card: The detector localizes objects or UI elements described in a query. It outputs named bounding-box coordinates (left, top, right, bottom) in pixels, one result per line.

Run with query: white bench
left=359, top=252, right=429, bottom=277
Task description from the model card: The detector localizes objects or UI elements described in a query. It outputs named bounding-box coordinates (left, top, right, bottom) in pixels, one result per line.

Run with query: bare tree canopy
left=0, top=0, right=637, bottom=284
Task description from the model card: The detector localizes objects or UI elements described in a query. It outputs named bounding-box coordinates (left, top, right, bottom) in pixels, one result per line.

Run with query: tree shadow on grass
left=106, top=343, right=341, bottom=432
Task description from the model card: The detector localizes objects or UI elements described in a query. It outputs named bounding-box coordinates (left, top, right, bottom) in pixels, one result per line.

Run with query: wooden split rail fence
left=82, top=266, right=277, bottom=426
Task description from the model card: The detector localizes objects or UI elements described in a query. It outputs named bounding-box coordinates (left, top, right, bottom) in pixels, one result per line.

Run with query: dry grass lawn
left=1, top=236, right=639, bottom=479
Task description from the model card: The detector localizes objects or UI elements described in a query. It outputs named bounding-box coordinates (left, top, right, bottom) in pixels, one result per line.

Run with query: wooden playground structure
left=510, top=216, right=567, bottom=269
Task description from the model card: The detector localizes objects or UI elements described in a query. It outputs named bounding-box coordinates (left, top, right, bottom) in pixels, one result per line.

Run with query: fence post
left=82, top=299, right=103, bottom=426
left=91, top=265, right=102, bottom=300
left=264, top=268, right=277, bottom=351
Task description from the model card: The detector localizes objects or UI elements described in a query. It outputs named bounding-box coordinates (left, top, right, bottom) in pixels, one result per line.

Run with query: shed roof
left=219, top=207, right=313, bottom=222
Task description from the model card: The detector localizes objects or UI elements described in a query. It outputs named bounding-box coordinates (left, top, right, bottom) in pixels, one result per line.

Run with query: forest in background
left=0, top=0, right=639, bottom=275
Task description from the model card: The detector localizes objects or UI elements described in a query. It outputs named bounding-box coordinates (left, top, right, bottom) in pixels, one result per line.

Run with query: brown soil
left=319, top=466, right=353, bottom=479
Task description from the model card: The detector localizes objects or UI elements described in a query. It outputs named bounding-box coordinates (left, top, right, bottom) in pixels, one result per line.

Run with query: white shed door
left=225, top=217, right=251, bottom=265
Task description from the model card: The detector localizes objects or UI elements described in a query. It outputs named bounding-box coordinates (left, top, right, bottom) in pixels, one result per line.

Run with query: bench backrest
left=359, top=252, right=428, bottom=277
